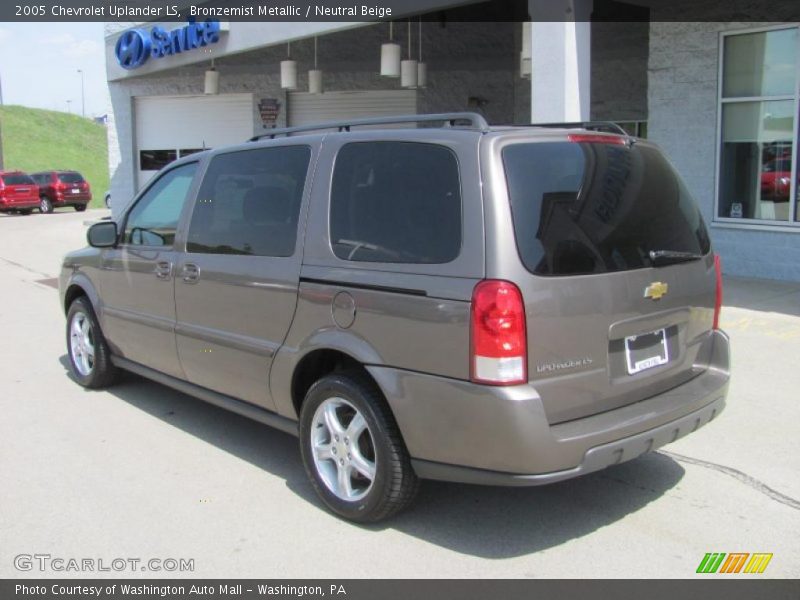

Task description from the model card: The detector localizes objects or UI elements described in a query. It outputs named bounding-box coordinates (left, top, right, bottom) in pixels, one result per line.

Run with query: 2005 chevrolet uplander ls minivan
left=60, top=113, right=730, bottom=522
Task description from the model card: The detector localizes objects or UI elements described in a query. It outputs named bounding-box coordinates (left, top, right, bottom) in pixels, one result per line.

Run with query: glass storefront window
left=723, top=28, right=797, bottom=98
left=718, top=27, right=800, bottom=225
left=719, top=101, right=795, bottom=221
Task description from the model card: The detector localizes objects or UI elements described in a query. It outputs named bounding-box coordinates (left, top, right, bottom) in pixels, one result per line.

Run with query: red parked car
left=760, top=158, right=795, bottom=201
left=31, top=170, right=92, bottom=213
left=0, top=171, right=39, bottom=215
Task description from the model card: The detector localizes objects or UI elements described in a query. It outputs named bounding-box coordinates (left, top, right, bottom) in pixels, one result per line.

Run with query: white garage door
left=134, top=94, right=254, bottom=189
left=288, top=90, right=417, bottom=127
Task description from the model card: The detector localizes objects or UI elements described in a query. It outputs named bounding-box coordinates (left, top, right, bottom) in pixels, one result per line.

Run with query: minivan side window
left=123, top=162, right=198, bottom=247
left=330, top=142, right=462, bottom=264
left=186, top=145, right=311, bottom=257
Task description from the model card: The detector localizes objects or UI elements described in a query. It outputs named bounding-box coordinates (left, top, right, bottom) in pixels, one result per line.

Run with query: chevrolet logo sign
left=644, top=282, right=669, bottom=300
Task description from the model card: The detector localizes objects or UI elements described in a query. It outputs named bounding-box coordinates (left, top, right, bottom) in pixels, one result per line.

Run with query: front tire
left=39, top=197, right=53, bottom=213
left=299, top=371, right=419, bottom=523
left=66, top=297, right=118, bottom=388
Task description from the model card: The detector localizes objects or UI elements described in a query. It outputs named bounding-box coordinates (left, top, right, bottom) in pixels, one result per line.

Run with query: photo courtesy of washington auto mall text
left=1, top=0, right=799, bottom=598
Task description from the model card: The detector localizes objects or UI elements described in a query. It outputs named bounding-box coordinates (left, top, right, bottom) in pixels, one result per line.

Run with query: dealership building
left=104, top=0, right=800, bottom=281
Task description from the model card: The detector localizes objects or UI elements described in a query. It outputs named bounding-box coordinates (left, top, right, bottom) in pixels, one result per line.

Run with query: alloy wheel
left=69, top=311, right=95, bottom=377
left=310, top=397, right=377, bottom=502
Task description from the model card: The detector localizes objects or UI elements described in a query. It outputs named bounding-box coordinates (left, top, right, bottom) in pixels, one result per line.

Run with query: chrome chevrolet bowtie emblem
left=644, top=281, right=669, bottom=301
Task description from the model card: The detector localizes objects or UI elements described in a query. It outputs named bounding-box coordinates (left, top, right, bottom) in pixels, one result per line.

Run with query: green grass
left=0, top=105, right=108, bottom=209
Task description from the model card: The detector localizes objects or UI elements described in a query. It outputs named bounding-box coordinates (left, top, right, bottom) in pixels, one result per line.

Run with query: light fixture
left=204, top=59, right=219, bottom=95
left=380, top=22, right=401, bottom=77
left=400, top=19, right=418, bottom=88
left=520, top=22, right=532, bottom=79
left=281, top=42, right=297, bottom=90
left=308, top=36, right=323, bottom=94
left=416, top=18, right=427, bottom=88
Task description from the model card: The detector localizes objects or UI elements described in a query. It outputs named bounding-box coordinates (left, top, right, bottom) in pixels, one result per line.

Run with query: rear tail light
left=567, top=133, right=627, bottom=145
left=713, top=254, right=723, bottom=330
left=470, top=280, right=527, bottom=385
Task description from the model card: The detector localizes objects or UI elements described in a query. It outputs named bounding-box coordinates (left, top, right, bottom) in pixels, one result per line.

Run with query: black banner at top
left=2, top=0, right=800, bottom=23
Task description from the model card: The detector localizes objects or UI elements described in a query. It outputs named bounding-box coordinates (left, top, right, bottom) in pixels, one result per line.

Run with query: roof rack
left=527, top=121, right=628, bottom=136
left=249, top=112, right=490, bottom=141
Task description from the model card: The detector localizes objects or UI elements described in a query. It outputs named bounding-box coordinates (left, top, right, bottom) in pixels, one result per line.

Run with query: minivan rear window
left=1, top=174, right=35, bottom=185
left=502, top=141, right=711, bottom=276
left=58, top=172, right=85, bottom=183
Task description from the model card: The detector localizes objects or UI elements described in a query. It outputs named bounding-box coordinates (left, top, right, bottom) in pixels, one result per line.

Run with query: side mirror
left=87, top=221, right=118, bottom=248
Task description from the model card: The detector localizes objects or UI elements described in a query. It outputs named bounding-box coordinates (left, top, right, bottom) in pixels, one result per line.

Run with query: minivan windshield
left=502, top=141, right=711, bottom=276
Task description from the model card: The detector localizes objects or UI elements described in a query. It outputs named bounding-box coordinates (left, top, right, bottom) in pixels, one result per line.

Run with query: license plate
left=71, top=188, right=80, bottom=194
left=624, top=328, right=669, bottom=374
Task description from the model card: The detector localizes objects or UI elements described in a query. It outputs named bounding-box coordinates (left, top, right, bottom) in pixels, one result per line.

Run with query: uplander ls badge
left=537, top=357, right=593, bottom=374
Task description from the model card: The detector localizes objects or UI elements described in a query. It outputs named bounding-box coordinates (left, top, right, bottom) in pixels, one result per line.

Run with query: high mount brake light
left=567, top=133, right=627, bottom=145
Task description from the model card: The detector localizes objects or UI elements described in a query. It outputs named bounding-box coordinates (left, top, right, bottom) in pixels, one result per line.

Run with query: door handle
left=154, top=261, right=172, bottom=280
left=181, top=263, right=200, bottom=284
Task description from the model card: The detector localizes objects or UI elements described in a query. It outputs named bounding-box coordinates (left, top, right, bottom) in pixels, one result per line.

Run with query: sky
left=0, top=22, right=109, bottom=117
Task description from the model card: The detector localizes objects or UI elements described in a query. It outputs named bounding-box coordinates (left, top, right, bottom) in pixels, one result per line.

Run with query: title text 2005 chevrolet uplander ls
left=60, top=113, right=729, bottom=522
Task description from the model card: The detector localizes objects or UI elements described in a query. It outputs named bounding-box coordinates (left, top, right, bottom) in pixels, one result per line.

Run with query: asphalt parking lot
left=0, top=209, right=798, bottom=578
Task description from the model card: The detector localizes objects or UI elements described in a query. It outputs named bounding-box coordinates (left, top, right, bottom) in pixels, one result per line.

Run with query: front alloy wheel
left=66, top=297, right=118, bottom=389
left=69, top=310, right=95, bottom=377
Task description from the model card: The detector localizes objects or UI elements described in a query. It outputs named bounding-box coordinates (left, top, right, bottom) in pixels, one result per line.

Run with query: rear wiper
left=649, top=250, right=703, bottom=266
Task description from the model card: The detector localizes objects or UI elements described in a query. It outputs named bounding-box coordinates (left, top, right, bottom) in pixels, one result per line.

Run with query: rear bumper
left=53, top=195, right=91, bottom=205
left=368, top=329, right=730, bottom=485
left=0, top=199, right=39, bottom=210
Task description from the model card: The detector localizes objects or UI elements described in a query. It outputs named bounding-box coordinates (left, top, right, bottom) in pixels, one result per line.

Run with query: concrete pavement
left=0, top=209, right=798, bottom=578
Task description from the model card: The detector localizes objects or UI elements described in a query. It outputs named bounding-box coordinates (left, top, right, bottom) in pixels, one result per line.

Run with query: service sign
left=115, top=20, right=224, bottom=70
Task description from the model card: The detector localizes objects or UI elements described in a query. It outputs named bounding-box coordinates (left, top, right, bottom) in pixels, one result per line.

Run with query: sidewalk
left=723, top=275, right=800, bottom=318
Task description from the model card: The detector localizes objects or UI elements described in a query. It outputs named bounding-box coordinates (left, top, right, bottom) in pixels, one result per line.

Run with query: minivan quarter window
left=330, top=141, right=462, bottom=264
left=123, top=162, right=198, bottom=247
left=186, top=145, right=311, bottom=257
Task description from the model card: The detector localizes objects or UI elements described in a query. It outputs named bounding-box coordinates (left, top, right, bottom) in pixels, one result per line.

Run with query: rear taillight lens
left=470, top=280, right=527, bottom=385
left=713, top=254, right=723, bottom=330
left=567, top=133, right=627, bottom=145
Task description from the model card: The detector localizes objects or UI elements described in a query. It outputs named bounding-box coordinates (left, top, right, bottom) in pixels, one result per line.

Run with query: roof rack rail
left=249, top=112, right=490, bottom=141
left=527, top=121, right=628, bottom=136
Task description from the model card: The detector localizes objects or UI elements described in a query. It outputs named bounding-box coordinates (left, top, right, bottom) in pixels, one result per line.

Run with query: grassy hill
left=0, top=105, right=108, bottom=209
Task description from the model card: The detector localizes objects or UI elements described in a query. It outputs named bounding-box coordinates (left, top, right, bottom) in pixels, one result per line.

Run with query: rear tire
left=66, top=296, right=118, bottom=389
left=74, top=204, right=87, bottom=212
left=39, top=197, right=54, bottom=214
left=299, top=370, right=419, bottom=523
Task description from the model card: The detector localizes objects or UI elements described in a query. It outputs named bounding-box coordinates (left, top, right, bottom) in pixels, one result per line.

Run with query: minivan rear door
left=488, top=135, right=717, bottom=424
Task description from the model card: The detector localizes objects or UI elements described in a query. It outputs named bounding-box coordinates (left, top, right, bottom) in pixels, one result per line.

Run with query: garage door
left=134, top=94, right=254, bottom=190
left=288, top=90, right=417, bottom=127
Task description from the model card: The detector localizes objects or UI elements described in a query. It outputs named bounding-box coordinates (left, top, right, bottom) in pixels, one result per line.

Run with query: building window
left=717, top=26, right=799, bottom=225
